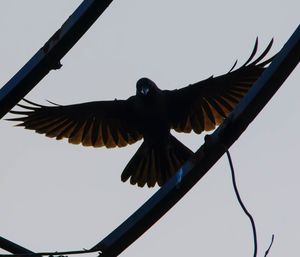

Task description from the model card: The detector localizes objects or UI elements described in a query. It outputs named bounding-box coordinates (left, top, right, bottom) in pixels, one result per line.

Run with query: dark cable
left=264, top=234, right=275, bottom=257
left=0, top=248, right=100, bottom=257
left=223, top=146, right=258, bottom=257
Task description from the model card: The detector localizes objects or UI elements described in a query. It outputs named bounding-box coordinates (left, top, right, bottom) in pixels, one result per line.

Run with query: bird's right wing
left=8, top=98, right=142, bottom=148
left=166, top=39, right=274, bottom=134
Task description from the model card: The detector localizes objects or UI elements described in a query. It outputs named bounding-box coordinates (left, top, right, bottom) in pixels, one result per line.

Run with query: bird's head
left=136, top=78, right=159, bottom=98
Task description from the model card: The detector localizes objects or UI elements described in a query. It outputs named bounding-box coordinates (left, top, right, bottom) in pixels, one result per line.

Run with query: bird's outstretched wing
left=167, top=39, right=274, bottom=134
left=8, top=98, right=142, bottom=148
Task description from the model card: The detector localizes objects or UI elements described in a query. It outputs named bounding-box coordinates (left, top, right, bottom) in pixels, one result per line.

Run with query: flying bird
left=9, top=39, right=274, bottom=187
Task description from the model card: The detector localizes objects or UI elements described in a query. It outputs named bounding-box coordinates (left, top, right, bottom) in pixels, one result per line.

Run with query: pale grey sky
left=0, top=1, right=299, bottom=257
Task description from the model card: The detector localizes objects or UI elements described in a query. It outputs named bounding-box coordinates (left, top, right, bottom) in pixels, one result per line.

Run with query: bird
left=8, top=39, right=274, bottom=187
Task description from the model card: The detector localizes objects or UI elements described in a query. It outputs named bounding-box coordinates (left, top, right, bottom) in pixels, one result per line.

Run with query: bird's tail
left=121, top=135, right=194, bottom=187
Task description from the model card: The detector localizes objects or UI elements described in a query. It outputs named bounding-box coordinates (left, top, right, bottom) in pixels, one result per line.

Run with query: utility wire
left=224, top=147, right=275, bottom=257
left=224, top=147, right=258, bottom=257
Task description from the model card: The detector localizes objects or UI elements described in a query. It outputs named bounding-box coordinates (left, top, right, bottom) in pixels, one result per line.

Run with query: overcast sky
left=0, top=1, right=299, bottom=257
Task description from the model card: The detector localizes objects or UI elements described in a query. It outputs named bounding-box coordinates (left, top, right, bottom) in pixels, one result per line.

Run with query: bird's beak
left=141, top=86, right=149, bottom=96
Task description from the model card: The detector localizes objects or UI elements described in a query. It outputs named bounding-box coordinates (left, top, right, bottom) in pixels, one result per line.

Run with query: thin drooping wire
left=264, top=234, right=275, bottom=257
left=224, top=147, right=275, bottom=257
left=223, top=147, right=258, bottom=257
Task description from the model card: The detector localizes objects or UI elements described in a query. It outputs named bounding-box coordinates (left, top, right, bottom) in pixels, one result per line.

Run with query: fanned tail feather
left=121, top=135, right=193, bottom=187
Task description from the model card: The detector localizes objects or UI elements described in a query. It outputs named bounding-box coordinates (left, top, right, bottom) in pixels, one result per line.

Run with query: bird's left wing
left=166, top=39, right=274, bottom=134
left=8, top=98, right=142, bottom=148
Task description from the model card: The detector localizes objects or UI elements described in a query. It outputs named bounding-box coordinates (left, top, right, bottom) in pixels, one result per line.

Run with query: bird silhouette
left=9, top=39, right=274, bottom=187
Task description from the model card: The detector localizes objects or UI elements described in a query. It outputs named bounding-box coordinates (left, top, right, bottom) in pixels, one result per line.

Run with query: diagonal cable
left=0, top=0, right=114, bottom=253
left=91, top=24, right=300, bottom=257
left=0, top=0, right=114, bottom=120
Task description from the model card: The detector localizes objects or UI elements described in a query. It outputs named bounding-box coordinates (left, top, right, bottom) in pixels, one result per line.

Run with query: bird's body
left=133, top=84, right=170, bottom=144
left=9, top=39, right=275, bottom=187
left=120, top=82, right=194, bottom=186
